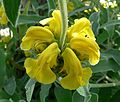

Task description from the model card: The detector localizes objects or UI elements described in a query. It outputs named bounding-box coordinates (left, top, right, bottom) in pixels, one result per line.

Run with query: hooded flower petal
left=39, top=18, right=52, bottom=25
left=60, top=48, right=92, bottom=90
left=67, top=18, right=95, bottom=40
left=20, top=26, right=55, bottom=50
left=40, top=10, right=61, bottom=38
left=70, top=37, right=100, bottom=65
left=24, top=42, right=60, bottom=84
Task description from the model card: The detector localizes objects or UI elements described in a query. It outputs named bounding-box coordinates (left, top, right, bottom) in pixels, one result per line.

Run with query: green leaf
left=71, top=0, right=84, bottom=8
left=69, top=6, right=93, bottom=16
left=92, top=49, right=120, bottom=73
left=104, top=49, right=120, bottom=66
left=25, top=78, right=36, bottom=102
left=0, top=42, right=5, bottom=48
left=109, top=89, right=120, bottom=102
left=0, top=49, right=6, bottom=88
left=31, top=0, right=39, bottom=9
left=96, top=29, right=109, bottom=44
left=0, top=89, right=9, bottom=99
left=0, top=99, right=9, bottom=102
left=17, top=15, right=45, bottom=25
left=100, top=20, right=120, bottom=28
left=18, top=24, right=28, bottom=38
left=47, top=0, right=56, bottom=15
left=89, top=12, right=100, bottom=35
left=106, top=25, right=115, bottom=38
left=92, top=58, right=120, bottom=73
left=98, top=88, right=112, bottom=102
left=3, top=0, right=21, bottom=26
left=4, top=76, right=16, bottom=96
left=54, top=86, right=72, bottom=102
left=72, top=91, right=84, bottom=102
left=10, top=94, right=20, bottom=102
left=23, top=0, right=31, bottom=15
left=99, top=8, right=108, bottom=25
left=40, top=84, right=52, bottom=102
left=115, top=37, right=120, bottom=47
left=36, top=3, right=48, bottom=10
left=19, top=100, right=26, bottom=102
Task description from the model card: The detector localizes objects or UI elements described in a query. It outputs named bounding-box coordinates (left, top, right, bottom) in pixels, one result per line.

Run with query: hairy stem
left=58, top=0, right=68, bottom=50
left=90, top=82, right=120, bottom=88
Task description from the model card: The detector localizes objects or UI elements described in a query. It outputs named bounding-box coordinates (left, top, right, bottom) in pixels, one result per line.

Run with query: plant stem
left=90, top=82, right=120, bottom=88
left=58, top=0, right=68, bottom=50
left=83, top=86, right=90, bottom=96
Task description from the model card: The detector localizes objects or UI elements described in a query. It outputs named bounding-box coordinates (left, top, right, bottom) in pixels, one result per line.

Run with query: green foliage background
left=0, top=0, right=120, bottom=102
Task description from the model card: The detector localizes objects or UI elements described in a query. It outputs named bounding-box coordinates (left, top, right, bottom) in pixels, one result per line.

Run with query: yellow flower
left=24, top=42, right=60, bottom=84
left=21, top=10, right=100, bottom=90
left=67, top=18, right=100, bottom=65
left=67, top=18, right=95, bottom=40
left=40, top=10, right=61, bottom=39
left=0, top=5, right=8, bottom=25
left=61, top=48, right=92, bottom=90
left=70, top=37, right=100, bottom=65
left=20, top=26, right=55, bottom=50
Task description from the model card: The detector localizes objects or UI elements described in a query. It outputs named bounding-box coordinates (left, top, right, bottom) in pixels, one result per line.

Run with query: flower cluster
left=21, top=10, right=100, bottom=90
